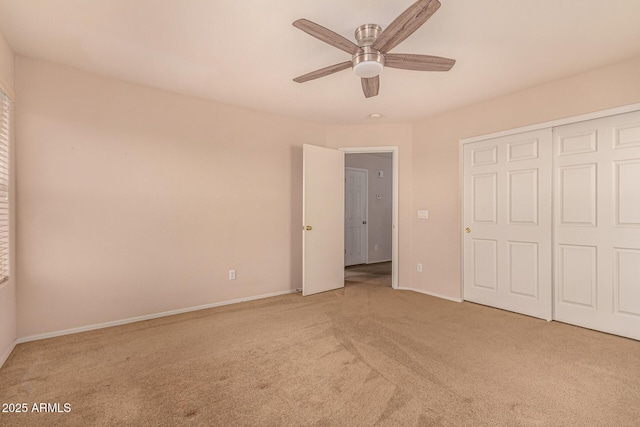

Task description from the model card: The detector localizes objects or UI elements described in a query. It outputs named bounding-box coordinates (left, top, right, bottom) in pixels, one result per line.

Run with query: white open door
left=303, top=144, right=345, bottom=296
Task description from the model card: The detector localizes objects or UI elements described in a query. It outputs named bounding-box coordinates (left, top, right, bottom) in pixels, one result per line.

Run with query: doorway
left=343, top=149, right=395, bottom=288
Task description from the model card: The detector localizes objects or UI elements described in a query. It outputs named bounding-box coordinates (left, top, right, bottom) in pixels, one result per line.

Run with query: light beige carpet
left=1, top=268, right=639, bottom=426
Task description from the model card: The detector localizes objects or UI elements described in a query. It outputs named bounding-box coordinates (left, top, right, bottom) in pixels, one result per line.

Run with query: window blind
left=0, top=90, right=9, bottom=282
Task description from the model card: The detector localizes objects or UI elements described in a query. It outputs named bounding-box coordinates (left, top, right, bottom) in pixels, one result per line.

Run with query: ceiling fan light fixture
left=352, top=46, right=384, bottom=78
left=353, top=60, right=383, bottom=78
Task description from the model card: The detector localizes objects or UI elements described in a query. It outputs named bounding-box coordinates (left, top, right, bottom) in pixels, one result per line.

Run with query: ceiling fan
left=292, top=0, right=455, bottom=98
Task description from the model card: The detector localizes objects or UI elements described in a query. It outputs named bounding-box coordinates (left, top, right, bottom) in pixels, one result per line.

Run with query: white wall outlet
left=417, top=263, right=423, bottom=272
left=374, top=244, right=378, bottom=251
left=229, top=269, right=236, bottom=280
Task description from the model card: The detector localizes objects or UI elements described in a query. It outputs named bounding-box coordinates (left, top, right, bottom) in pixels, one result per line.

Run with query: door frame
left=340, top=146, right=399, bottom=289
left=345, top=167, right=369, bottom=266
left=459, top=101, right=640, bottom=303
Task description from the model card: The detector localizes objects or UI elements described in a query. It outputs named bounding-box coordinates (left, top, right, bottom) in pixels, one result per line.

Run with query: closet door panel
left=463, top=129, right=552, bottom=320
left=554, top=110, right=640, bottom=340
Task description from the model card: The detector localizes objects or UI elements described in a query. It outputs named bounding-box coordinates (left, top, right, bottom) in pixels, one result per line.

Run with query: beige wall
left=326, top=124, right=413, bottom=286
left=15, top=57, right=325, bottom=338
left=0, top=31, right=13, bottom=95
left=345, top=153, right=393, bottom=263
left=0, top=29, right=16, bottom=365
left=411, top=55, right=640, bottom=300
left=9, top=47, right=640, bottom=341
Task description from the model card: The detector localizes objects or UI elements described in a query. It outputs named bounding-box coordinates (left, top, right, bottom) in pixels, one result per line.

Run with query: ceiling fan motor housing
left=353, top=24, right=384, bottom=78
left=354, top=24, right=382, bottom=46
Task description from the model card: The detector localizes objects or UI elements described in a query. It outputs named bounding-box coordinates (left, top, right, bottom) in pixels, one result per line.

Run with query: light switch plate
left=417, top=210, right=429, bottom=219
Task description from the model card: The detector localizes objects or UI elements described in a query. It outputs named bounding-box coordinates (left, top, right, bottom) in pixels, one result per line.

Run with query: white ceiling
left=1, top=0, right=640, bottom=125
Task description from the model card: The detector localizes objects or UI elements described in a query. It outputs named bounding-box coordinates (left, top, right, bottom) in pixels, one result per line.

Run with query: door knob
left=305, top=226, right=312, bottom=231
left=465, top=227, right=471, bottom=233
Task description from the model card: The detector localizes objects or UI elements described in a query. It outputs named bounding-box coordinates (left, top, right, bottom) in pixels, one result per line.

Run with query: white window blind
left=0, top=90, right=9, bottom=283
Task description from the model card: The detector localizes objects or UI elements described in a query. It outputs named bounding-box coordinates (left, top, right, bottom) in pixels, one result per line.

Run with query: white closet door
left=463, top=129, right=553, bottom=320
left=554, top=110, right=640, bottom=340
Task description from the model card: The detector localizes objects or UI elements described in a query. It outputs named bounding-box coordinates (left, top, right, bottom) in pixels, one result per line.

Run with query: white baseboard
left=16, top=289, right=298, bottom=344
left=398, top=287, right=463, bottom=303
left=0, top=340, right=16, bottom=369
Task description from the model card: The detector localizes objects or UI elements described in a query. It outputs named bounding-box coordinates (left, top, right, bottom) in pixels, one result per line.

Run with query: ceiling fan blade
left=372, top=0, right=441, bottom=53
left=361, top=76, right=380, bottom=98
left=384, top=54, right=455, bottom=71
left=293, top=19, right=360, bottom=55
left=293, top=61, right=352, bottom=83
